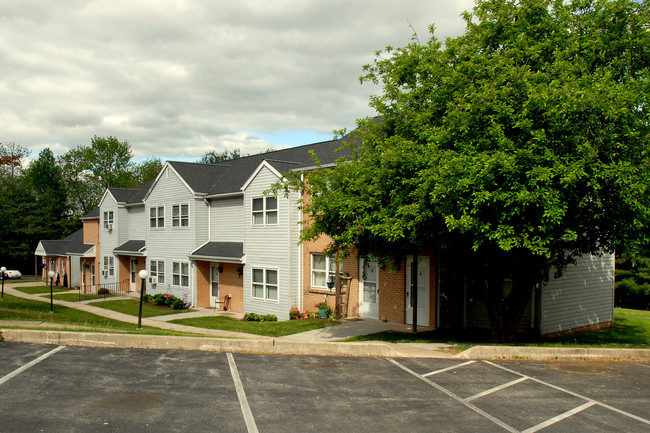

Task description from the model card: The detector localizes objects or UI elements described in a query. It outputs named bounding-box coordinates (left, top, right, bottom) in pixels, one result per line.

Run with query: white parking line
left=423, top=360, right=476, bottom=377
left=227, top=353, right=259, bottom=433
left=521, top=402, right=596, bottom=433
left=465, top=377, right=528, bottom=402
left=0, top=346, right=65, bottom=386
left=484, top=360, right=650, bottom=427
left=387, top=358, right=518, bottom=433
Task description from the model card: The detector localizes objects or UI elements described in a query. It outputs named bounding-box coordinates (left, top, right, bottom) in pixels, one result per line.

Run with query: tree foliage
left=281, top=0, right=650, bottom=340
left=198, top=148, right=242, bottom=164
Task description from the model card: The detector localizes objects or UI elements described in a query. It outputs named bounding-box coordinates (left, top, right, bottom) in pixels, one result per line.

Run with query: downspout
left=299, top=173, right=304, bottom=312
left=412, top=251, right=419, bottom=333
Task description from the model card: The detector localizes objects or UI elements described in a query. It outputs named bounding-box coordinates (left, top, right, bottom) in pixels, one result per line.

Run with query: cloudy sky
left=1, top=0, right=473, bottom=162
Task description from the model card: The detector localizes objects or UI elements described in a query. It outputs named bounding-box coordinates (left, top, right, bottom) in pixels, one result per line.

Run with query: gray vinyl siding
left=127, top=206, right=146, bottom=240
left=210, top=197, right=244, bottom=242
left=288, top=190, right=301, bottom=308
left=145, top=166, right=200, bottom=305
left=539, top=253, right=615, bottom=336
left=98, top=194, right=119, bottom=285
left=194, top=197, right=209, bottom=246
left=243, top=165, right=292, bottom=320
left=117, top=207, right=129, bottom=246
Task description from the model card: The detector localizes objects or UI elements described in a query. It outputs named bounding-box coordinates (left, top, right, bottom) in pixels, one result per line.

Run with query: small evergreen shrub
left=243, top=312, right=277, bottom=322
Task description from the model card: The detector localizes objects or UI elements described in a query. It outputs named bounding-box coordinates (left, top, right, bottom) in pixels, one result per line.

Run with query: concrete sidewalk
left=2, top=282, right=650, bottom=360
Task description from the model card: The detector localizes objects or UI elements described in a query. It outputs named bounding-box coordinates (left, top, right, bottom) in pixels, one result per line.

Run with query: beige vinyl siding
left=243, top=165, right=292, bottom=320
left=540, top=253, right=615, bottom=336
left=210, top=197, right=244, bottom=242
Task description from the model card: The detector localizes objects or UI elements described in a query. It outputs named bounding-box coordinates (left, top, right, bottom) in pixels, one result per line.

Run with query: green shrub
left=170, top=298, right=185, bottom=310
left=97, top=288, right=111, bottom=295
left=615, top=257, right=650, bottom=310
left=152, top=293, right=167, bottom=306
left=243, top=312, right=277, bottom=322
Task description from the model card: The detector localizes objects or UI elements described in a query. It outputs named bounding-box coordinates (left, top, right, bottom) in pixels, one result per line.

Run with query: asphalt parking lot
left=1, top=342, right=649, bottom=432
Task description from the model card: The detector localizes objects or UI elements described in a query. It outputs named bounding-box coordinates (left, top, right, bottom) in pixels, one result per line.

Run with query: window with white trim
left=103, top=211, right=114, bottom=230
left=150, top=260, right=165, bottom=284
left=172, top=261, right=189, bottom=287
left=150, top=206, right=164, bottom=228
left=172, top=204, right=189, bottom=227
left=103, top=256, right=114, bottom=277
left=252, top=196, right=277, bottom=226
left=311, top=253, right=341, bottom=290
left=251, top=268, right=278, bottom=301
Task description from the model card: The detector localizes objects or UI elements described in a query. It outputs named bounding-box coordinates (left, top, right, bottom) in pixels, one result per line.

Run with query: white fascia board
left=188, top=255, right=246, bottom=264
left=204, top=192, right=244, bottom=200
left=34, top=242, right=46, bottom=256
left=241, top=160, right=282, bottom=192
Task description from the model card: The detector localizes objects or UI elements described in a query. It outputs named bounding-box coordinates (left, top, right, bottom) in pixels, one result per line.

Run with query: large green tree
left=282, top=0, right=650, bottom=340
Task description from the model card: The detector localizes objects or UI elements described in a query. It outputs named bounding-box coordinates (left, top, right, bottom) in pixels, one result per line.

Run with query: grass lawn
left=0, top=294, right=205, bottom=337
left=88, top=299, right=193, bottom=318
left=171, top=316, right=338, bottom=337
left=13, top=285, right=71, bottom=295
left=344, top=308, right=650, bottom=348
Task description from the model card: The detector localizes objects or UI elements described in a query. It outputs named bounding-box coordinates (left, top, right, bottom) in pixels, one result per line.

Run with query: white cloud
left=0, top=0, right=473, bottom=162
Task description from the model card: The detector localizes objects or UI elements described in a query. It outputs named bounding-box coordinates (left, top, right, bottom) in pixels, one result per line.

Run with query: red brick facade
left=196, top=261, right=244, bottom=312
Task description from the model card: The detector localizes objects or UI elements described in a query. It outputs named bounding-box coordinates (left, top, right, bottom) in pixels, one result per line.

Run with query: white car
left=4, top=270, right=22, bottom=279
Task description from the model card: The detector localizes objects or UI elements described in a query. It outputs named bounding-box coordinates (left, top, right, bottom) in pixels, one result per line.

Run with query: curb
left=459, top=345, right=650, bottom=360
left=0, top=329, right=447, bottom=358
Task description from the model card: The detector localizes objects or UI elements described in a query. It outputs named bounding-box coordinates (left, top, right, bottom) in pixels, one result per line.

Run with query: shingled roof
left=108, top=180, right=154, bottom=205
left=167, top=135, right=353, bottom=196
left=35, top=229, right=94, bottom=257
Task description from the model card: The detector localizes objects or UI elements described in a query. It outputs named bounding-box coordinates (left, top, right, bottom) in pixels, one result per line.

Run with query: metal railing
left=77, top=279, right=131, bottom=301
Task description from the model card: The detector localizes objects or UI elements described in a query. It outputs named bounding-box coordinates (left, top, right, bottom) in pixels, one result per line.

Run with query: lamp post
left=47, top=270, right=55, bottom=313
left=1, top=266, right=6, bottom=300
left=137, top=269, right=148, bottom=329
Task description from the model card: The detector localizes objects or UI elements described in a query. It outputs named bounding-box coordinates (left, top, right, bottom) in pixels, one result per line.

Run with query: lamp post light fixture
left=1, top=266, right=6, bottom=300
left=47, top=270, right=55, bottom=313
left=137, top=269, right=148, bottom=329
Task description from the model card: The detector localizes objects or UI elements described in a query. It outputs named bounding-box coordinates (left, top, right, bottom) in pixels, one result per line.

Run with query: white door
left=406, top=256, right=430, bottom=327
left=359, top=259, right=379, bottom=319
left=210, top=265, right=220, bottom=306
left=130, top=258, right=137, bottom=291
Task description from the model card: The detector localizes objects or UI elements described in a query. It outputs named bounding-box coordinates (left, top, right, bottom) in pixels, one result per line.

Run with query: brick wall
left=196, top=261, right=244, bottom=312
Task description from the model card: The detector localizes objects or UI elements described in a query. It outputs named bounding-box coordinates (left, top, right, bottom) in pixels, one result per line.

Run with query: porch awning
left=189, top=242, right=245, bottom=263
left=113, top=240, right=146, bottom=256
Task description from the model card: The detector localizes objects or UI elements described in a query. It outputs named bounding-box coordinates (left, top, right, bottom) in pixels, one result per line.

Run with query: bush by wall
left=243, top=312, right=278, bottom=322
left=615, top=257, right=650, bottom=310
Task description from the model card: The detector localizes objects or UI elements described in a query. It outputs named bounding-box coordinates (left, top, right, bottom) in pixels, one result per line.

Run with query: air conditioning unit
left=149, top=276, right=158, bottom=285
left=102, top=270, right=108, bottom=277
left=108, top=223, right=114, bottom=231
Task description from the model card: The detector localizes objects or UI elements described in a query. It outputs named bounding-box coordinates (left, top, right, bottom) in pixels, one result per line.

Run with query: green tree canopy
left=281, top=0, right=650, bottom=340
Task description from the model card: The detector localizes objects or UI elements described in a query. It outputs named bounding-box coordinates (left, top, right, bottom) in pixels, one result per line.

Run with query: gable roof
left=166, top=136, right=353, bottom=197
left=34, top=229, right=94, bottom=257
left=108, top=180, right=154, bottom=206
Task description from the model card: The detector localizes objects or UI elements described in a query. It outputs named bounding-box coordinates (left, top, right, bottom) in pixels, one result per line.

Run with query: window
left=252, top=268, right=278, bottom=301
left=150, top=206, right=164, bottom=228
left=150, top=260, right=165, bottom=284
left=172, top=261, right=189, bottom=287
left=103, top=211, right=114, bottom=230
left=172, top=204, right=189, bottom=227
left=311, top=253, right=341, bottom=290
left=103, top=256, right=114, bottom=277
left=252, top=196, right=277, bottom=226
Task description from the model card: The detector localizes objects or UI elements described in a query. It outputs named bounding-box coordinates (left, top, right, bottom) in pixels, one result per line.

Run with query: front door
left=130, top=258, right=137, bottom=291
left=210, top=264, right=220, bottom=306
left=406, top=256, right=430, bottom=327
left=359, top=259, right=379, bottom=319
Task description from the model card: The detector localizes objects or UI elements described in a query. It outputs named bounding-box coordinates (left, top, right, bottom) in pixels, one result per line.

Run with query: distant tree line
left=0, top=137, right=265, bottom=272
